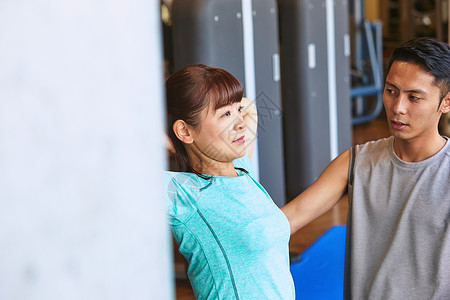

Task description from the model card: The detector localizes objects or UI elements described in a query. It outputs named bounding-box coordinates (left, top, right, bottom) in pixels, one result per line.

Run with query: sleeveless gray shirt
left=345, top=136, right=450, bottom=299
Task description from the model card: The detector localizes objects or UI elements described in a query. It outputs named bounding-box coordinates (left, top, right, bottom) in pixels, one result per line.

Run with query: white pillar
left=0, top=0, right=172, bottom=299
left=326, top=0, right=339, bottom=160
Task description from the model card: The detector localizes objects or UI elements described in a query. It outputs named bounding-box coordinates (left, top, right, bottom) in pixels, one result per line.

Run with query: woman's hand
left=241, top=97, right=258, bottom=159
left=163, top=133, right=175, bottom=155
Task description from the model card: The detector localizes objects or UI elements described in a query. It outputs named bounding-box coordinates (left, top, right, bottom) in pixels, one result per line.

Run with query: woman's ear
left=173, top=120, right=194, bottom=144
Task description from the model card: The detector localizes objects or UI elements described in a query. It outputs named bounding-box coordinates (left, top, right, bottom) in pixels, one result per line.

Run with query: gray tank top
left=344, top=136, right=450, bottom=299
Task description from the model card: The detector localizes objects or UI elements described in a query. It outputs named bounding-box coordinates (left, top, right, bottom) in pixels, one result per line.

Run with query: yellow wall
left=365, top=0, right=380, bottom=21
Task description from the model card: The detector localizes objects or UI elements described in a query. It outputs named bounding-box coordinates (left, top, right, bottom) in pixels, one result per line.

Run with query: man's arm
left=241, top=97, right=258, bottom=160
left=282, top=149, right=350, bottom=234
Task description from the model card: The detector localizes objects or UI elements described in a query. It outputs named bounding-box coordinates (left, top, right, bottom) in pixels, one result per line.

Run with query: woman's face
left=189, top=101, right=246, bottom=164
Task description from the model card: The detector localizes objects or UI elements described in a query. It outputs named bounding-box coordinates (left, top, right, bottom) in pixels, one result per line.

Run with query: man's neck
left=393, top=134, right=447, bottom=162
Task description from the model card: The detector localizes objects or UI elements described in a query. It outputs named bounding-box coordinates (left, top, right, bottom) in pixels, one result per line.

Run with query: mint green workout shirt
left=165, top=155, right=295, bottom=300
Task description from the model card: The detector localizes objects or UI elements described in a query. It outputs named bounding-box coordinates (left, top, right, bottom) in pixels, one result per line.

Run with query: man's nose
left=393, top=94, right=407, bottom=114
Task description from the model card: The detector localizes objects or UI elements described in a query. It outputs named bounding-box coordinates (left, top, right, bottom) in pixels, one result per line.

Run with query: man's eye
left=238, top=106, right=244, bottom=112
left=223, top=111, right=231, bottom=117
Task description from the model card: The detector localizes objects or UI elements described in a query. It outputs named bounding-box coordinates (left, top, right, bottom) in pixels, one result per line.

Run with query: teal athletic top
left=165, top=155, right=295, bottom=300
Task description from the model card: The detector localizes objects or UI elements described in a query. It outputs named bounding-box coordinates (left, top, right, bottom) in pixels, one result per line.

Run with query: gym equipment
left=170, top=0, right=286, bottom=207
left=290, top=225, right=346, bottom=299
left=351, top=0, right=384, bottom=124
left=279, top=0, right=352, bottom=197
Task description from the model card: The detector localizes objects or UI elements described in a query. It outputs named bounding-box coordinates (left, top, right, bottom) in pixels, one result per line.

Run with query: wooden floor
left=174, top=115, right=391, bottom=299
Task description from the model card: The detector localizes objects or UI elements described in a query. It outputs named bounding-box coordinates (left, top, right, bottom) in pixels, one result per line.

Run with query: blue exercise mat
left=290, top=225, right=346, bottom=300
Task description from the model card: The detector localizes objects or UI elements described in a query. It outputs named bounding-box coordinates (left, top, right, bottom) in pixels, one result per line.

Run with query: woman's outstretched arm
left=282, top=149, right=350, bottom=234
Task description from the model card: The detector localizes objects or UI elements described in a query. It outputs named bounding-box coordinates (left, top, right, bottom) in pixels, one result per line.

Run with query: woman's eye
left=223, top=111, right=231, bottom=117
left=238, top=105, right=244, bottom=112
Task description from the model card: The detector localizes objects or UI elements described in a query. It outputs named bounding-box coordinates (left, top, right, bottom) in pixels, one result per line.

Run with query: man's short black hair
left=386, top=37, right=450, bottom=101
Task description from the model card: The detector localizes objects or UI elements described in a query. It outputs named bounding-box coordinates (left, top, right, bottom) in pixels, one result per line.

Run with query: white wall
left=0, top=0, right=172, bottom=299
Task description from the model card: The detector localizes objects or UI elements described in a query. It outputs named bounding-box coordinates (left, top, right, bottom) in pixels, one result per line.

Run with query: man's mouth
left=391, top=120, right=407, bottom=130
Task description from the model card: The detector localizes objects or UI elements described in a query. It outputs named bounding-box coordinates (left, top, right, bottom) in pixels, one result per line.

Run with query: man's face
left=383, top=61, right=448, bottom=142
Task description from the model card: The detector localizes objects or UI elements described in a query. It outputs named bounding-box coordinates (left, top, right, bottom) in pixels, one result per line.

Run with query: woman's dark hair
left=165, top=64, right=244, bottom=173
left=386, top=37, right=450, bottom=102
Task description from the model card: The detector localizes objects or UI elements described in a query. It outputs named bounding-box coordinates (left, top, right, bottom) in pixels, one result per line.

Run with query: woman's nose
left=235, top=114, right=246, bottom=130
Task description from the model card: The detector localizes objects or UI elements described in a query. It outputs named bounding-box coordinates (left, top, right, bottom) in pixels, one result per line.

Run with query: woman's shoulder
left=232, top=154, right=253, bottom=176
left=164, top=171, right=204, bottom=224
left=165, top=170, right=200, bottom=185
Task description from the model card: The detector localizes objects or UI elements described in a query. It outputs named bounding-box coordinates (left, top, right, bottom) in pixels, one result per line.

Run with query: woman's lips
left=233, top=135, right=245, bottom=143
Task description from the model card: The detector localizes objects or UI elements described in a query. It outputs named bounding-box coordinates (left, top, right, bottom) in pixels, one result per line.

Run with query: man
left=282, top=37, right=450, bottom=299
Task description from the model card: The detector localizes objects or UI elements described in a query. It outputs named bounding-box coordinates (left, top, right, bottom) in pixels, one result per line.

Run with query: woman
left=164, top=64, right=295, bottom=299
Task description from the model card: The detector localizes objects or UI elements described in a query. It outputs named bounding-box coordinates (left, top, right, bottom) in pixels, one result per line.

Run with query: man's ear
left=173, top=120, right=194, bottom=144
left=440, top=92, right=450, bottom=114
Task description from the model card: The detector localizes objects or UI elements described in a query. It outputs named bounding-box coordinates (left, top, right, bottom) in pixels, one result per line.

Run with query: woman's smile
left=233, top=135, right=246, bottom=144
